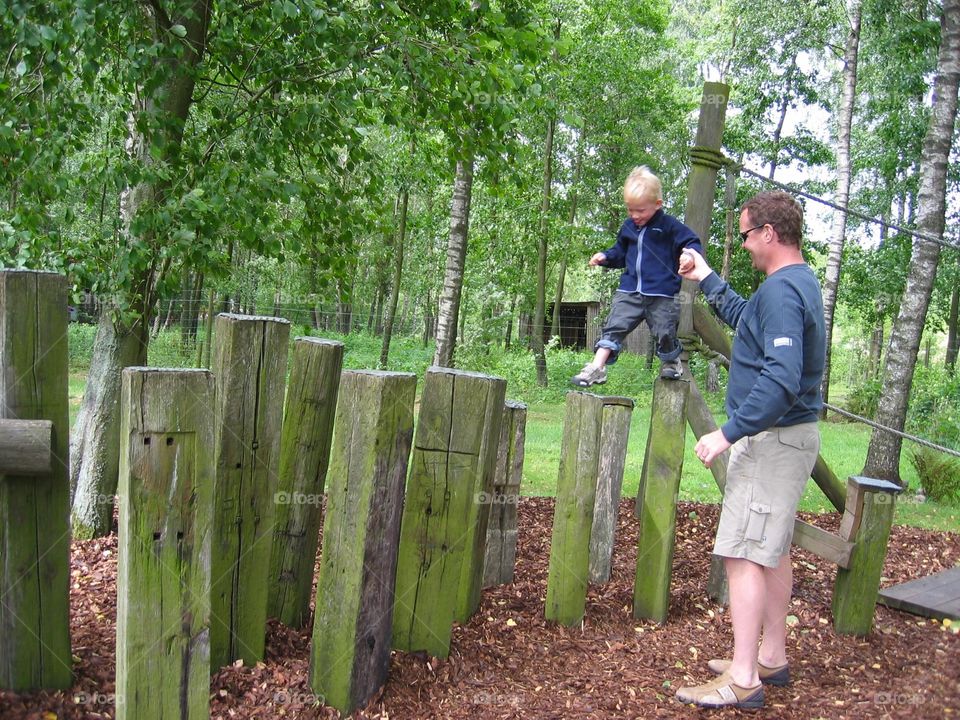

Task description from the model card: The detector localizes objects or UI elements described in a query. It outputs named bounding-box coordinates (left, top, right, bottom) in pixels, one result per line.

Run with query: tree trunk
left=821, top=0, right=862, bottom=416
left=868, top=320, right=883, bottom=379
left=70, top=0, right=211, bottom=538
left=380, top=187, right=408, bottom=369
left=551, top=135, right=583, bottom=339
left=532, top=115, right=556, bottom=386
left=70, top=312, right=149, bottom=535
left=721, top=166, right=737, bottom=280
left=768, top=59, right=796, bottom=179
left=946, top=255, right=959, bottom=371
left=863, top=0, right=960, bottom=482
left=433, top=156, right=474, bottom=367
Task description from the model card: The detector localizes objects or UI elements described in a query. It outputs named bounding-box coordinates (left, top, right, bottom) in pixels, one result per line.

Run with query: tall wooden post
left=545, top=392, right=605, bottom=626
left=634, top=379, right=690, bottom=623
left=832, top=476, right=901, bottom=635
left=116, top=368, right=214, bottom=720
left=0, top=270, right=72, bottom=691
left=392, top=367, right=506, bottom=658
left=483, top=400, right=527, bottom=588
left=267, top=337, right=343, bottom=628
left=210, top=314, right=289, bottom=669
left=679, top=82, right=729, bottom=343
left=588, top=397, right=634, bottom=584
left=309, top=371, right=415, bottom=715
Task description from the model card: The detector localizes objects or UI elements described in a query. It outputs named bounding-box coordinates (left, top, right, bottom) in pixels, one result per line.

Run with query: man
left=674, top=190, right=826, bottom=709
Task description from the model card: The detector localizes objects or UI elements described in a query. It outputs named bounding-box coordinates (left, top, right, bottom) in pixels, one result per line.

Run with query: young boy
left=571, top=166, right=702, bottom=387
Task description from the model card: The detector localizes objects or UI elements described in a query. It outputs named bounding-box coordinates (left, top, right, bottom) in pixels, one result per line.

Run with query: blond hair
left=623, top=166, right=663, bottom=203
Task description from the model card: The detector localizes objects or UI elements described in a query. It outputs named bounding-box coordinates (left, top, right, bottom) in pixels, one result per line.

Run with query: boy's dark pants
left=595, top=292, right=681, bottom=364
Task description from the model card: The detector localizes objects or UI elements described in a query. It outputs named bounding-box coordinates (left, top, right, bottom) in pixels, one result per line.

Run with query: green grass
left=66, top=325, right=960, bottom=533
left=522, top=398, right=958, bottom=531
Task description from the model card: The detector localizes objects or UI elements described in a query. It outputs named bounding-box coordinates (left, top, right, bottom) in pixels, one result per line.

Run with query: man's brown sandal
left=707, top=658, right=790, bottom=686
left=675, top=673, right=765, bottom=709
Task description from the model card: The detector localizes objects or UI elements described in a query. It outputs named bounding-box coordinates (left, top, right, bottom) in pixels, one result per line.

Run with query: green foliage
left=905, top=364, right=960, bottom=447
left=909, top=447, right=960, bottom=504
left=846, top=377, right=881, bottom=419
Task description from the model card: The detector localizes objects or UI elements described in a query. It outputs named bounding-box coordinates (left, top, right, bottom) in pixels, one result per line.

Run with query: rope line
left=823, top=402, right=960, bottom=458
left=734, top=164, right=960, bottom=252
left=682, top=339, right=960, bottom=458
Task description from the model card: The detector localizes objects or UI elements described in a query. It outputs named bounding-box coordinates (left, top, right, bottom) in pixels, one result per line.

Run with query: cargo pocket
left=744, top=501, right=771, bottom=543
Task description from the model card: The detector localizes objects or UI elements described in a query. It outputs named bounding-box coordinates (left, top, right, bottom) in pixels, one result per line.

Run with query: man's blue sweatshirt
left=699, top=265, right=825, bottom=444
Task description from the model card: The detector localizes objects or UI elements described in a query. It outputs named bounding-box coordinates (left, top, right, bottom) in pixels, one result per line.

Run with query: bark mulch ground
left=1, top=498, right=958, bottom=719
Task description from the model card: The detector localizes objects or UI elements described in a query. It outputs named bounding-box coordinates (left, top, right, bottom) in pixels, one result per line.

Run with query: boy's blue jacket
left=600, top=209, right=702, bottom=297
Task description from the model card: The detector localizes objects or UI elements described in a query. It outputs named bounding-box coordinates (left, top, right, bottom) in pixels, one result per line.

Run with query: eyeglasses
left=739, top=224, right=767, bottom=242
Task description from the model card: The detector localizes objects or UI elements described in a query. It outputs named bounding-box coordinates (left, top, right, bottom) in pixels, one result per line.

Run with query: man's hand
left=678, top=248, right=713, bottom=282
left=695, top=429, right=731, bottom=468
left=588, top=252, right=606, bottom=267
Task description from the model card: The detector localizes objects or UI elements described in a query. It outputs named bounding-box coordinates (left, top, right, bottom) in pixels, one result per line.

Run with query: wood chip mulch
left=1, top=498, right=958, bottom=719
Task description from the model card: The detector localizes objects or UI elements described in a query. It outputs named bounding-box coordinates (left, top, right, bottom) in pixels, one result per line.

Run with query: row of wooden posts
left=1, top=269, right=900, bottom=719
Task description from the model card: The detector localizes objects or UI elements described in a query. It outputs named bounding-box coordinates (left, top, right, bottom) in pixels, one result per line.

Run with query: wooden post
left=832, top=476, right=901, bottom=635
left=392, top=367, right=506, bottom=658
left=0, top=269, right=72, bottom=691
left=544, top=392, right=605, bottom=626
left=210, top=314, right=290, bottom=669
left=309, top=371, right=415, bottom=715
left=483, top=400, right=527, bottom=588
left=588, top=397, right=634, bottom=584
left=678, top=83, right=729, bottom=345
left=116, top=368, right=214, bottom=720
left=0, top=419, right=53, bottom=476
left=454, top=370, right=506, bottom=623
left=267, top=337, right=344, bottom=628
left=634, top=378, right=690, bottom=623
left=685, top=381, right=729, bottom=605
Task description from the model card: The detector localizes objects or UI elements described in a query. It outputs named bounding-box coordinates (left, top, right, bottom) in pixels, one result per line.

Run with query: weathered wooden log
left=684, top=381, right=729, bottom=605
left=309, top=370, right=415, bottom=715
left=0, top=419, right=53, bottom=476
left=116, top=368, right=214, bottom=720
left=454, top=370, right=507, bottom=624
left=0, top=269, right=72, bottom=691
left=633, top=378, right=690, bottom=623
left=483, top=400, right=527, bottom=588
left=832, top=476, right=901, bottom=635
left=679, top=82, right=730, bottom=340
left=267, top=337, right=343, bottom=628
left=210, top=314, right=290, bottom=669
left=544, top=392, right=605, bottom=626
left=392, top=367, right=506, bottom=657
left=588, top=397, right=634, bottom=584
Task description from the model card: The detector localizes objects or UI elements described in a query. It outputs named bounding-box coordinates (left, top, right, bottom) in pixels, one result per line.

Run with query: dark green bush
left=909, top=447, right=960, bottom=504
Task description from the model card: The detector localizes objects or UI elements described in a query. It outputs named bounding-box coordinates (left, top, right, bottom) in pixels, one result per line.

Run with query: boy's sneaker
left=571, top=364, right=606, bottom=388
left=660, top=358, right=683, bottom=380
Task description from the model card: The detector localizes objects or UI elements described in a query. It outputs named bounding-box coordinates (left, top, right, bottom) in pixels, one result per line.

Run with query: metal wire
left=735, top=164, right=960, bottom=252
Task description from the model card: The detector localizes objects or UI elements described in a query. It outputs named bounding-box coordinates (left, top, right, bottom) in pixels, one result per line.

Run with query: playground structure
left=0, top=83, right=907, bottom=716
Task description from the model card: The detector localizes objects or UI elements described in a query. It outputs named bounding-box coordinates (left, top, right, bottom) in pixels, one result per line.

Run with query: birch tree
left=863, top=0, right=960, bottom=483
left=821, top=0, right=863, bottom=413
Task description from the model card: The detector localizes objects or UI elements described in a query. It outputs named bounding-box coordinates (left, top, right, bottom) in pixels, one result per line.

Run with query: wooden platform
left=877, top=566, right=960, bottom=621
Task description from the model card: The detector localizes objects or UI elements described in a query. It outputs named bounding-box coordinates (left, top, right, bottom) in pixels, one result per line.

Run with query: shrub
left=846, top=378, right=881, bottom=419
left=909, top=447, right=960, bottom=504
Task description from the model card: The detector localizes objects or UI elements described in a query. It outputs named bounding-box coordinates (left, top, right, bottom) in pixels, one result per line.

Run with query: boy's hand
left=678, top=248, right=712, bottom=281
left=588, top=252, right=606, bottom=267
